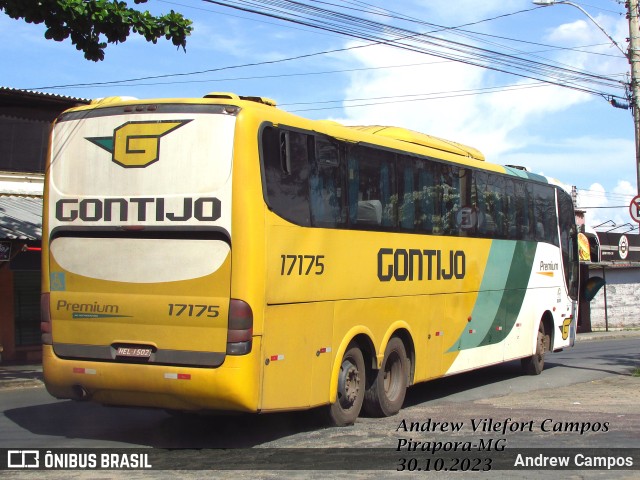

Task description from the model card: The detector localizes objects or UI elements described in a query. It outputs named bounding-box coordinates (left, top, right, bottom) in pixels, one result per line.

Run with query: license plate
left=116, top=347, right=152, bottom=358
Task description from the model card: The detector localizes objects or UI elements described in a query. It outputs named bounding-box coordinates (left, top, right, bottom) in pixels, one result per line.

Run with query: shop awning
left=0, top=196, right=42, bottom=240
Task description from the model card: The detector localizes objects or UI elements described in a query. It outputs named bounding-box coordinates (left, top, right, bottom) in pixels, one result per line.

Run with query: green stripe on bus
left=478, top=241, right=538, bottom=346
left=503, top=166, right=549, bottom=184
left=449, top=240, right=538, bottom=351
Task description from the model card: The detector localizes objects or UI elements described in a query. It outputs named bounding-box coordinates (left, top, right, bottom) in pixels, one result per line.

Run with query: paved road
left=0, top=334, right=639, bottom=479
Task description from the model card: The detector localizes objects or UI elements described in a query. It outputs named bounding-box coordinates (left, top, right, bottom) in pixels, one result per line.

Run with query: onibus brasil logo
left=86, top=120, right=191, bottom=168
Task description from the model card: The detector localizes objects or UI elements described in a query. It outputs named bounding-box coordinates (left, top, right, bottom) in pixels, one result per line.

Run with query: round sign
left=631, top=194, right=640, bottom=224
left=619, top=235, right=629, bottom=260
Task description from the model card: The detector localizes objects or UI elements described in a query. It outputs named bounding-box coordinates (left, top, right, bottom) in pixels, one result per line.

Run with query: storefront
left=0, top=88, right=88, bottom=363
left=0, top=196, right=43, bottom=362
left=587, top=232, right=640, bottom=331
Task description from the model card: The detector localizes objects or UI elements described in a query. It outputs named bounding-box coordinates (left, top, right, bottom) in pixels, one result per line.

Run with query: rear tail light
left=227, top=299, right=253, bottom=355
left=41, top=292, right=52, bottom=345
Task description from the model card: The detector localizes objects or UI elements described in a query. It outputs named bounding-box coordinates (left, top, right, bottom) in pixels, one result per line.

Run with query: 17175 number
left=168, top=304, right=219, bottom=317
left=280, top=254, right=325, bottom=276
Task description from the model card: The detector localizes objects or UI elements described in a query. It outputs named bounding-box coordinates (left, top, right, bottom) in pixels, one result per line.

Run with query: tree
left=0, top=0, right=193, bottom=61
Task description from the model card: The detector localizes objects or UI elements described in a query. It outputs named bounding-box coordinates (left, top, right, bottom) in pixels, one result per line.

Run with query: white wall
left=589, top=267, right=640, bottom=329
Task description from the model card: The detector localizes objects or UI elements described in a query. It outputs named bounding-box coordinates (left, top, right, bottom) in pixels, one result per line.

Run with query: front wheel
left=363, top=337, right=408, bottom=417
left=521, top=321, right=548, bottom=375
left=327, top=344, right=365, bottom=426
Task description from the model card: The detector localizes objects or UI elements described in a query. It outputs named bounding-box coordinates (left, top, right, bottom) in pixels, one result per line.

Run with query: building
left=588, top=231, right=640, bottom=331
left=0, top=88, right=89, bottom=363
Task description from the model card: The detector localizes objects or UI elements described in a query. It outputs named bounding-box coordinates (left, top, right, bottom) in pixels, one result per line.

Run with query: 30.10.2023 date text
left=397, top=457, right=492, bottom=472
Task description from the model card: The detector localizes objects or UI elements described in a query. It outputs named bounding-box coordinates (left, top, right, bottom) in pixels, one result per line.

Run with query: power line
left=50, top=48, right=626, bottom=91
left=28, top=0, right=627, bottom=106
left=578, top=186, right=636, bottom=198
left=201, top=0, right=626, bottom=101
left=165, top=0, right=625, bottom=59
left=578, top=205, right=631, bottom=208
left=284, top=83, right=556, bottom=112
left=26, top=44, right=369, bottom=90
left=569, top=1, right=625, bottom=15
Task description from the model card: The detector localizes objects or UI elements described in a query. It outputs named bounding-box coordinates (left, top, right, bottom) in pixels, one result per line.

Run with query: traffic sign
left=631, top=195, right=640, bottom=224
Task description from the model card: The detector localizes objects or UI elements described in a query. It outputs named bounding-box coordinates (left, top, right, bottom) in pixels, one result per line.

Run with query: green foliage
left=0, top=0, right=193, bottom=61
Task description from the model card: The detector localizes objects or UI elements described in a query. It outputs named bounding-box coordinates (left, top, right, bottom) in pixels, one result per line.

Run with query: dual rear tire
left=521, top=321, right=549, bottom=375
left=328, top=344, right=366, bottom=426
left=328, top=338, right=409, bottom=426
left=364, top=337, right=409, bottom=417
left=329, top=321, right=548, bottom=426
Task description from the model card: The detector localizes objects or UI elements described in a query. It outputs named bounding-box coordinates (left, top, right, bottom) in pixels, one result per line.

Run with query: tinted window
left=398, top=156, right=437, bottom=233
left=260, top=124, right=562, bottom=247
left=558, top=189, right=579, bottom=299
left=347, top=145, right=396, bottom=228
left=261, top=127, right=311, bottom=226
left=433, top=164, right=462, bottom=236
left=310, top=137, right=345, bottom=227
left=532, top=183, right=558, bottom=245
left=474, top=171, right=508, bottom=239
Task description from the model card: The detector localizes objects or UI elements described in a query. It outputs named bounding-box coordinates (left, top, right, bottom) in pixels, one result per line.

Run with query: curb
left=575, top=331, right=640, bottom=342
left=0, top=365, right=43, bottom=391
left=0, top=378, right=44, bottom=390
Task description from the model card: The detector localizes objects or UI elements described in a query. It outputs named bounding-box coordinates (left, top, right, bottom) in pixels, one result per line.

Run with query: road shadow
left=402, top=360, right=528, bottom=408
left=3, top=398, right=332, bottom=448
left=403, top=339, right=639, bottom=409
left=3, top=339, right=637, bottom=448
left=1, top=361, right=544, bottom=448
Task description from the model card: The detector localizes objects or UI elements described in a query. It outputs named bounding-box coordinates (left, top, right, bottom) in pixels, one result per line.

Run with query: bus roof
left=75, top=92, right=488, bottom=165
left=344, top=125, right=485, bottom=162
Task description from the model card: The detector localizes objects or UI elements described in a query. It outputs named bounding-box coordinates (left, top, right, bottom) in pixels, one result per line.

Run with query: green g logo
left=87, top=120, right=191, bottom=168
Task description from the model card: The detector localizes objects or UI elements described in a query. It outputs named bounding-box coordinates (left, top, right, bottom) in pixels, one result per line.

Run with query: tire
left=363, top=337, right=408, bottom=417
left=327, top=344, right=365, bottom=426
left=521, top=321, right=547, bottom=375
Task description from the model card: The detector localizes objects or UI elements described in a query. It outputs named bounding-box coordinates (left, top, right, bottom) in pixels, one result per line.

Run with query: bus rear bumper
left=42, top=341, right=261, bottom=413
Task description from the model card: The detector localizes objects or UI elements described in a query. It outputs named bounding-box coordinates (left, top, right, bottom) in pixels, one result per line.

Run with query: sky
left=1, top=0, right=638, bottom=232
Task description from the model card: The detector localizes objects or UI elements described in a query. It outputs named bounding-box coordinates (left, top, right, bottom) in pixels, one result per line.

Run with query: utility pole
left=628, top=0, right=640, bottom=195
left=534, top=1, right=640, bottom=195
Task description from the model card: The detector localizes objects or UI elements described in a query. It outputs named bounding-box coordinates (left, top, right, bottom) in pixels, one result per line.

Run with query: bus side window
left=347, top=145, right=397, bottom=228
left=471, top=172, right=505, bottom=238
left=399, top=162, right=416, bottom=230
left=513, top=180, right=534, bottom=240
left=397, top=155, right=435, bottom=234
left=532, top=184, right=558, bottom=246
left=434, top=164, right=460, bottom=235
left=558, top=189, right=579, bottom=299
left=261, top=127, right=311, bottom=226
left=491, top=176, right=506, bottom=238
left=474, top=170, right=490, bottom=237
left=347, top=154, right=359, bottom=225
left=310, top=137, right=345, bottom=227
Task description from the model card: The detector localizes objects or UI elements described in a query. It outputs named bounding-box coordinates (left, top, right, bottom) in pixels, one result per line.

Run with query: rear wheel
left=522, top=321, right=548, bottom=375
left=327, top=344, right=365, bottom=426
left=363, top=337, right=408, bottom=417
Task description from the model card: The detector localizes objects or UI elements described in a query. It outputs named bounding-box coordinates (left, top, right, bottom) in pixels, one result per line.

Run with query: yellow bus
left=41, top=92, right=579, bottom=426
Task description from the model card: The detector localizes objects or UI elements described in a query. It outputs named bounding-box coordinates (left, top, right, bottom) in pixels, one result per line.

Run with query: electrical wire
left=283, top=83, right=563, bottom=113
left=30, top=0, right=628, bottom=108
left=200, top=0, right=626, bottom=102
